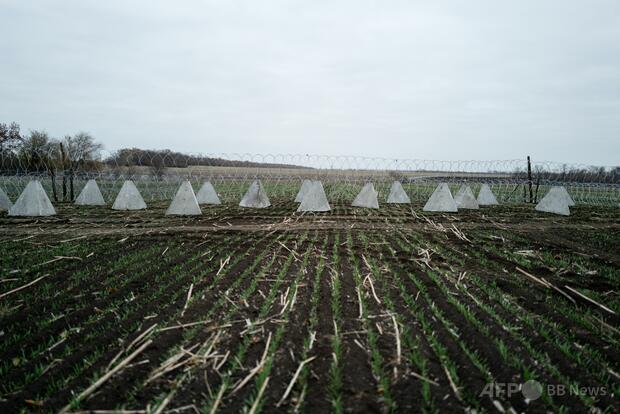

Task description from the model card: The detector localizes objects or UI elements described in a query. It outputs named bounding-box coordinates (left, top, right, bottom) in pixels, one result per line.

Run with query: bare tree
left=18, top=131, right=58, bottom=170
left=61, top=132, right=103, bottom=200
left=63, top=132, right=103, bottom=162
left=18, top=130, right=61, bottom=201
left=0, top=122, right=22, bottom=152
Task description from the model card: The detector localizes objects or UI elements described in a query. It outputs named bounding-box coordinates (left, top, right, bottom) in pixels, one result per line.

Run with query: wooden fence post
left=527, top=156, right=533, bottom=203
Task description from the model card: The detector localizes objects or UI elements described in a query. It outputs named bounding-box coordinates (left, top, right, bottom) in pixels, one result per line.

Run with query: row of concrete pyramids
left=1, top=179, right=415, bottom=215
left=422, top=183, right=575, bottom=215
left=423, top=183, right=498, bottom=212
left=0, top=179, right=577, bottom=216
left=296, top=180, right=404, bottom=211
left=1, top=180, right=222, bottom=217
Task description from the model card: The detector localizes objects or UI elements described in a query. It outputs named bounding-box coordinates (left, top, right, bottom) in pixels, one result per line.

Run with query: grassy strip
left=367, top=231, right=488, bottom=411
left=118, top=231, right=295, bottom=411
left=396, top=229, right=599, bottom=410
left=0, top=237, right=124, bottom=308
left=356, top=232, right=436, bottom=413
left=346, top=231, right=396, bottom=413
left=198, top=232, right=311, bottom=413
left=5, top=241, right=203, bottom=399
left=289, top=234, right=329, bottom=411
left=328, top=232, right=343, bottom=414
left=0, top=242, right=171, bottom=383
left=0, top=239, right=166, bottom=342
left=428, top=229, right=620, bottom=388
left=7, top=232, right=252, bottom=402
left=77, top=231, right=283, bottom=410
left=241, top=232, right=318, bottom=413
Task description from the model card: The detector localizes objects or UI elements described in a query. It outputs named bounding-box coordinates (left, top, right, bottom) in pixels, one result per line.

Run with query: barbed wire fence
left=1, top=149, right=619, bottom=206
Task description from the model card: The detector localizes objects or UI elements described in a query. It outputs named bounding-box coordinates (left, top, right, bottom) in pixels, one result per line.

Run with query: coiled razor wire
left=0, top=150, right=618, bottom=206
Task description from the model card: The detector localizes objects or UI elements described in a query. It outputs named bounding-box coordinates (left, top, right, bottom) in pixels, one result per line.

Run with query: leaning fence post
left=60, top=142, right=67, bottom=201
left=527, top=156, right=533, bottom=203
left=49, top=168, right=58, bottom=202
left=69, top=168, right=74, bottom=200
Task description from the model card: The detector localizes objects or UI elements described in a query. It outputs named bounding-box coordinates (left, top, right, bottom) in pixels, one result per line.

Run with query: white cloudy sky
left=1, top=1, right=619, bottom=165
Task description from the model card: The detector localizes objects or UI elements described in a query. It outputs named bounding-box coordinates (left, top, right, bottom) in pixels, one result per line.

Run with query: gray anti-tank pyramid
left=477, top=184, right=499, bottom=206
left=454, top=185, right=479, bottom=210
left=166, top=181, right=202, bottom=216
left=423, top=183, right=458, bottom=212
left=196, top=181, right=221, bottom=204
left=297, top=181, right=331, bottom=212
left=295, top=179, right=313, bottom=202
left=352, top=183, right=379, bottom=209
left=112, top=180, right=147, bottom=210
left=535, top=187, right=570, bottom=216
left=387, top=181, right=410, bottom=203
left=553, top=186, right=575, bottom=206
left=0, top=187, right=12, bottom=212
left=239, top=180, right=271, bottom=208
left=75, top=179, right=106, bottom=206
left=8, top=180, right=56, bottom=216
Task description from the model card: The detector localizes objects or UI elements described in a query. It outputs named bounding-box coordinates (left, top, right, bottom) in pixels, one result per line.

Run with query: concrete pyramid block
left=112, top=180, right=147, bottom=210
left=297, top=181, right=330, bottom=212
left=535, top=187, right=570, bottom=216
left=423, top=183, right=458, bottom=212
left=196, top=181, right=221, bottom=205
left=8, top=180, right=56, bottom=216
left=454, top=185, right=479, bottom=210
left=0, top=187, right=12, bottom=212
left=239, top=180, right=271, bottom=208
left=352, top=183, right=379, bottom=209
left=387, top=181, right=410, bottom=204
left=477, top=184, right=499, bottom=206
left=75, top=179, right=106, bottom=206
left=295, top=179, right=313, bottom=202
left=553, top=186, right=575, bottom=206
left=166, top=180, right=202, bottom=216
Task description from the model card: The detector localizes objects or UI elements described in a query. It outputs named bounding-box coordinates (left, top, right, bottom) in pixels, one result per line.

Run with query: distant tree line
left=105, top=148, right=306, bottom=176
left=526, top=164, right=620, bottom=184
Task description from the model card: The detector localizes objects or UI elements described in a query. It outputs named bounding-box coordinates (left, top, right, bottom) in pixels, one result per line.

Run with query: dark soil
left=0, top=202, right=618, bottom=413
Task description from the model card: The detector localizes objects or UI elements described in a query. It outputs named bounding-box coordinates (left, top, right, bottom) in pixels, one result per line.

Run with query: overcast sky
left=1, top=1, right=619, bottom=165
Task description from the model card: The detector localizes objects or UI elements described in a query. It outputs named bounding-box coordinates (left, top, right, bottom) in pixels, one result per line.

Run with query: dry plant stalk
left=391, top=315, right=401, bottom=366
left=443, top=365, right=462, bottom=402
left=450, top=224, right=470, bottom=242
left=564, top=285, right=616, bottom=315
left=181, top=283, right=194, bottom=317
left=276, top=356, right=317, bottom=406
left=356, top=287, right=364, bottom=319
left=145, top=343, right=200, bottom=384
left=277, top=241, right=300, bottom=261
left=216, top=256, right=231, bottom=276
left=420, top=213, right=447, bottom=232
left=516, top=267, right=576, bottom=303
left=36, top=255, right=83, bottom=267
left=0, top=273, right=50, bottom=299
left=410, top=371, right=439, bottom=386
left=59, top=340, right=152, bottom=413
left=107, top=323, right=157, bottom=371
left=248, top=377, right=270, bottom=414
left=363, top=274, right=381, bottom=305
left=231, top=332, right=272, bottom=395
left=209, top=384, right=226, bottom=414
